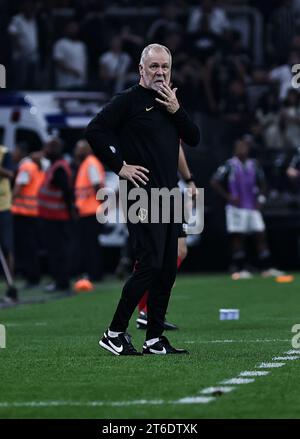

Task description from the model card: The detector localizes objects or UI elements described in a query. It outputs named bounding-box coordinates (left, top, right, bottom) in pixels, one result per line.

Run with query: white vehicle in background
left=0, top=91, right=127, bottom=247
left=0, top=92, right=48, bottom=151
left=0, top=91, right=107, bottom=152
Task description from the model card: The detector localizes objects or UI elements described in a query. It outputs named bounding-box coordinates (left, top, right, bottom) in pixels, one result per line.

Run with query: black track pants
left=110, top=220, right=179, bottom=339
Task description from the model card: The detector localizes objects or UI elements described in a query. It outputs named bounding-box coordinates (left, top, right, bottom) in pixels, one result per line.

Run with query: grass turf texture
left=0, top=274, right=299, bottom=419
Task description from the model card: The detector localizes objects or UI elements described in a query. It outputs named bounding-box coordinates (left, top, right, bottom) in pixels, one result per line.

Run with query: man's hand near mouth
left=155, top=81, right=180, bottom=114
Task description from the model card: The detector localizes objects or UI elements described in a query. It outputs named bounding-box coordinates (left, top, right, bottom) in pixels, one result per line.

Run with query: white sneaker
left=231, top=270, right=253, bottom=280
left=261, top=268, right=285, bottom=278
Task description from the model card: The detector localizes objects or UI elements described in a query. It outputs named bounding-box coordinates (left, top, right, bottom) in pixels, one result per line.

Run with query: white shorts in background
left=225, top=205, right=266, bottom=234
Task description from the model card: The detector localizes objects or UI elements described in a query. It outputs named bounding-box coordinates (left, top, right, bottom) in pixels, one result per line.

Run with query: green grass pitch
left=0, top=274, right=300, bottom=419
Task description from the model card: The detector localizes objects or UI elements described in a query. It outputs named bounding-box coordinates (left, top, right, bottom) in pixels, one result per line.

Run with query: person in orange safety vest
left=74, top=139, right=105, bottom=281
left=38, top=138, right=75, bottom=292
left=12, top=145, right=45, bottom=288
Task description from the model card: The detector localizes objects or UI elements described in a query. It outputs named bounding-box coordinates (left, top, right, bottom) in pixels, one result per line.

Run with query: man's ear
left=138, top=64, right=143, bottom=77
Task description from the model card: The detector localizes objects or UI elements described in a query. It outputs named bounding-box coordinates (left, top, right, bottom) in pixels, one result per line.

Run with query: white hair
left=139, top=43, right=172, bottom=66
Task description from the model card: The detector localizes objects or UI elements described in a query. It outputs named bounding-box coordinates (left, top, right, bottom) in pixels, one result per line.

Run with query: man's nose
left=156, top=67, right=164, bottom=75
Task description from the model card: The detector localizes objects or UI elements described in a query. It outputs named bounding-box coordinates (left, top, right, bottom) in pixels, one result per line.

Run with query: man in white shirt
left=269, top=50, right=300, bottom=100
left=53, top=21, right=87, bottom=90
left=8, top=0, right=39, bottom=89
left=98, top=35, right=131, bottom=93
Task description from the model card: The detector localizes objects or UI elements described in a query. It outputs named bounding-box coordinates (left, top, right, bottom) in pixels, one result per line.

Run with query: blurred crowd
left=2, top=0, right=300, bottom=155
left=0, top=137, right=107, bottom=299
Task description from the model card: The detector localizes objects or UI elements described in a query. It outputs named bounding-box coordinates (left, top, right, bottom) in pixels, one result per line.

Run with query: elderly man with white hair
left=86, top=44, right=200, bottom=356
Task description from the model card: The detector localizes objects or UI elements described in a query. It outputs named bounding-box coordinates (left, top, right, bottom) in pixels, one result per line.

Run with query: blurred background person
left=74, top=140, right=105, bottom=282
left=11, top=144, right=45, bottom=289
left=202, top=30, right=249, bottom=116
left=255, top=89, right=284, bottom=150
left=211, top=137, right=284, bottom=278
left=269, top=50, right=300, bottom=101
left=38, top=138, right=74, bottom=293
left=7, top=0, right=40, bottom=89
left=0, top=144, right=17, bottom=302
left=220, top=79, right=250, bottom=150
left=98, top=35, right=132, bottom=94
left=53, top=20, right=87, bottom=90
left=281, top=88, right=300, bottom=149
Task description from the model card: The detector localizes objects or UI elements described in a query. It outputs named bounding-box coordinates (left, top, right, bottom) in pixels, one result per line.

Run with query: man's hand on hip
left=155, top=82, right=180, bottom=114
left=118, top=161, right=149, bottom=187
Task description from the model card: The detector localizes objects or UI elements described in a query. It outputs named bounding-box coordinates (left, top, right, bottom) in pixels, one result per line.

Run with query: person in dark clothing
left=0, top=145, right=18, bottom=302
left=86, top=43, right=200, bottom=356
left=12, top=145, right=44, bottom=289
left=38, top=138, right=76, bottom=292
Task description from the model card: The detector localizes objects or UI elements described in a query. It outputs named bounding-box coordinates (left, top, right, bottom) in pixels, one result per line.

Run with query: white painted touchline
left=285, top=350, right=300, bottom=355
left=239, top=371, right=269, bottom=377
left=109, top=400, right=164, bottom=407
left=220, top=378, right=255, bottom=385
left=0, top=398, right=214, bottom=408
left=176, top=396, right=215, bottom=404
left=200, top=387, right=235, bottom=394
left=0, top=400, right=163, bottom=408
left=5, top=322, right=48, bottom=328
left=244, top=339, right=290, bottom=343
left=213, top=339, right=234, bottom=343
left=258, top=362, right=285, bottom=368
left=5, top=322, right=48, bottom=327
left=195, top=349, right=297, bottom=403
left=183, top=339, right=290, bottom=344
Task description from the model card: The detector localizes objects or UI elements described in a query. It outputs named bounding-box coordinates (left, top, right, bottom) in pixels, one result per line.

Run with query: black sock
left=231, top=250, right=246, bottom=272
left=257, top=249, right=271, bottom=270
